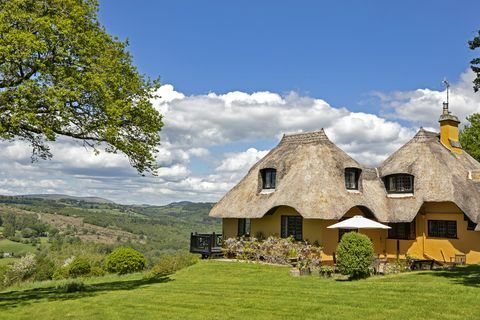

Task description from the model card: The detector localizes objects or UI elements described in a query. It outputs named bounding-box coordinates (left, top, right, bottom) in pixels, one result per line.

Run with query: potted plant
left=288, top=248, right=298, bottom=267
left=298, top=258, right=312, bottom=276
left=319, top=265, right=334, bottom=278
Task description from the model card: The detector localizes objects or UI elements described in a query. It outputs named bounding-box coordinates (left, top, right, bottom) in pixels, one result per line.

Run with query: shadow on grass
left=0, top=276, right=172, bottom=309
left=417, top=265, right=480, bottom=287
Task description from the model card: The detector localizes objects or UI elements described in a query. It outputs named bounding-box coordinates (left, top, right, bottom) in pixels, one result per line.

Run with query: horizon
left=1, top=1, right=480, bottom=205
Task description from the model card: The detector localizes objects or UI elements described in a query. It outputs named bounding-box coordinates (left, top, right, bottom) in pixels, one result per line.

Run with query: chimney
left=439, top=102, right=462, bottom=154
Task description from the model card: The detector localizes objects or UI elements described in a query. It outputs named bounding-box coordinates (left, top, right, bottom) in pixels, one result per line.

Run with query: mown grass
left=0, top=239, right=37, bottom=255
left=0, top=261, right=479, bottom=319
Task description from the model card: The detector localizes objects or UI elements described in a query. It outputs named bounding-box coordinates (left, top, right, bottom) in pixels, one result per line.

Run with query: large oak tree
left=0, top=0, right=163, bottom=174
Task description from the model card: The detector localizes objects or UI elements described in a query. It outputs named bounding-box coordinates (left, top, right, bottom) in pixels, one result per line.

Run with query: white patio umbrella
left=327, top=215, right=391, bottom=230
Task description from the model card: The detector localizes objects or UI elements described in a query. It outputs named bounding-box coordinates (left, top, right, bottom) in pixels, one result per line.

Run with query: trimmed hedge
left=336, top=232, right=374, bottom=279
left=68, top=257, right=91, bottom=278
left=105, top=247, right=146, bottom=275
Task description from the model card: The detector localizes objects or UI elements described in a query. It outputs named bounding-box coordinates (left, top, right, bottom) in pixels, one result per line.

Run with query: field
left=0, top=239, right=37, bottom=256
left=1, top=261, right=479, bottom=320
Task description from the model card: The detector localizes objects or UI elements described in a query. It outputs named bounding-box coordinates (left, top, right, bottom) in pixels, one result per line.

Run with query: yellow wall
left=440, top=121, right=462, bottom=154
left=389, top=202, right=480, bottom=263
left=222, top=202, right=480, bottom=264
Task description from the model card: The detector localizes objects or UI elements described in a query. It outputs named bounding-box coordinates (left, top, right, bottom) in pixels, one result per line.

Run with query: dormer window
left=385, top=174, right=414, bottom=194
left=261, top=168, right=276, bottom=190
left=345, top=168, right=361, bottom=190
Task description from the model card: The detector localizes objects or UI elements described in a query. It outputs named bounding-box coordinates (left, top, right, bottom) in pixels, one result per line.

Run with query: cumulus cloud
left=216, top=148, right=269, bottom=173
left=376, top=70, right=480, bottom=127
left=1, top=72, right=477, bottom=204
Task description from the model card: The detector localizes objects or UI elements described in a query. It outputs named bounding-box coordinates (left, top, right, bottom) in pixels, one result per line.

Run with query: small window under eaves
left=261, top=168, right=276, bottom=190
left=345, top=168, right=361, bottom=190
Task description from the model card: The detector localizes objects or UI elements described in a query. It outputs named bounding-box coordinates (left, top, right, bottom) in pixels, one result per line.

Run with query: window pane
left=345, top=170, right=357, bottom=189
left=281, top=216, right=302, bottom=240
left=428, top=220, right=456, bottom=238
left=262, top=169, right=276, bottom=189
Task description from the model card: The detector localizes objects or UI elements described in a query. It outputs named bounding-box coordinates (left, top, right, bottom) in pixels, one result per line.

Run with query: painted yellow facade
left=439, top=119, right=462, bottom=154
left=222, top=202, right=480, bottom=264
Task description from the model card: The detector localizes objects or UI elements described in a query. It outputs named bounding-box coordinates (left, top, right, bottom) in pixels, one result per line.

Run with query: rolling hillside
left=0, top=196, right=220, bottom=259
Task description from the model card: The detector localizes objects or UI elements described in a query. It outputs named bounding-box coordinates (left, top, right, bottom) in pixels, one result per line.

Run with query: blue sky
left=1, top=1, right=480, bottom=204
left=99, top=0, right=480, bottom=112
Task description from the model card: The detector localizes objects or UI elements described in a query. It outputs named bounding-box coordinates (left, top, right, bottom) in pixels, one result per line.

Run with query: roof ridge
left=413, top=127, right=439, bottom=142
left=280, top=129, right=329, bottom=145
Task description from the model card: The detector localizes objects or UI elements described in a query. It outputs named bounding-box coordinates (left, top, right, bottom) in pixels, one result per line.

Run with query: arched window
left=384, top=174, right=414, bottom=194
left=261, top=168, right=276, bottom=190
left=344, top=168, right=361, bottom=190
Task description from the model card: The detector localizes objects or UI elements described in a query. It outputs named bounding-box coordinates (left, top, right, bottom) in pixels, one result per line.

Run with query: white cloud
left=216, top=148, right=269, bottom=173
left=376, top=70, right=480, bottom=127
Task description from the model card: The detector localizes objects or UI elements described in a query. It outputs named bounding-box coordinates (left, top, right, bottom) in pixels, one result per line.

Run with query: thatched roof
left=210, top=128, right=480, bottom=224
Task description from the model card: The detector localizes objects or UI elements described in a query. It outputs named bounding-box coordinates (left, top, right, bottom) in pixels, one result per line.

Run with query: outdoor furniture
left=327, top=215, right=391, bottom=230
left=410, top=259, right=435, bottom=270
left=190, top=232, right=223, bottom=258
left=450, top=254, right=466, bottom=266
left=373, top=258, right=388, bottom=274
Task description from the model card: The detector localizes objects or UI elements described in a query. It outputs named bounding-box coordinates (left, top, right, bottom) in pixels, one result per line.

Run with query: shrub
left=56, top=280, right=86, bottom=293
left=148, top=253, right=197, bottom=278
left=105, top=247, right=146, bottom=275
left=319, top=265, right=335, bottom=278
left=68, top=257, right=91, bottom=278
left=4, top=253, right=36, bottom=286
left=52, top=267, right=70, bottom=280
left=89, top=266, right=106, bottom=277
left=336, top=232, right=374, bottom=279
left=34, top=256, right=55, bottom=281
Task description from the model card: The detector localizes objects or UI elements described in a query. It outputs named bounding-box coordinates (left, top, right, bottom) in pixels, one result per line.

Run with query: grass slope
left=1, top=261, right=479, bottom=320
left=0, top=239, right=37, bottom=255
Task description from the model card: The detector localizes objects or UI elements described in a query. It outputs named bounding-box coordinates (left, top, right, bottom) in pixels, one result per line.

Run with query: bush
left=319, top=265, right=335, bottom=277
left=4, top=253, right=36, bottom=286
left=89, top=266, right=106, bottom=277
left=68, top=257, right=91, bottom=278
left=34, top=256, right=55, bottom=281
left=336, top=232, right=374, bottom=279
left=105, top=247, right=146, bottom=275
left=52, top=266, right=70, bottom=280
left=55, top=280, right=86, bottom=293
left=148, top=253, right=197, bottom=278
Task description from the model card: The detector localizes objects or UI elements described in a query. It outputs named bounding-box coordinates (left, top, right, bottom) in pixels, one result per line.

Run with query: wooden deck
left=190, top=232, right=223, bottom=258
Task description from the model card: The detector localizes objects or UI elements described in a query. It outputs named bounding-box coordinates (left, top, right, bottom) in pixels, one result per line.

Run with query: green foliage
left=55, top=280, right=87, bottom=293
left=105, top=247, right=146, bottom=275
left=319, top=265, right=335, bottom=277
left=3, top=253, right=37, bottom=285
left=460, top=113, right=480, bottom=162
left=33, top=255, right=55, bottom=281
left=68, top=257, right=91, bottom=278
left=336, top=232, right=374, bottom=279
left=469, top=30, right=480, bottom=92
left=2, top=213, right=16, bottom=238
left=147, top=253, right=197, bottom=278
left=0, top=0, right=163, bottom=174
left=0, top=197, right=220, bottom=259
left=89, top=266, right=105, bottom=277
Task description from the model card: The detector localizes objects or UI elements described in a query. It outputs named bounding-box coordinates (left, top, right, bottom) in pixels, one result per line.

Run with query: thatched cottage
left=210, top=103, right=480, bottom=264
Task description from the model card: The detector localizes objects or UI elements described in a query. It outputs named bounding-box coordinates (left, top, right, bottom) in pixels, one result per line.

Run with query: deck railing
left=190, top=232, right=223, bottom=258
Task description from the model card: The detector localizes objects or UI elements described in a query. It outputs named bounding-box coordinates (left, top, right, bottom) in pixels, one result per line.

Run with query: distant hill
left=0, top=195, right=220, bottom=255
left=14, top=194, right=115, bottom=204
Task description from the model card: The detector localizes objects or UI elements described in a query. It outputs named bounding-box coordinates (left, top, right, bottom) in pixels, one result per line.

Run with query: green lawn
left=1, top=261, right=479, bottom=319
left=0, top=239, right=37, bottom=255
